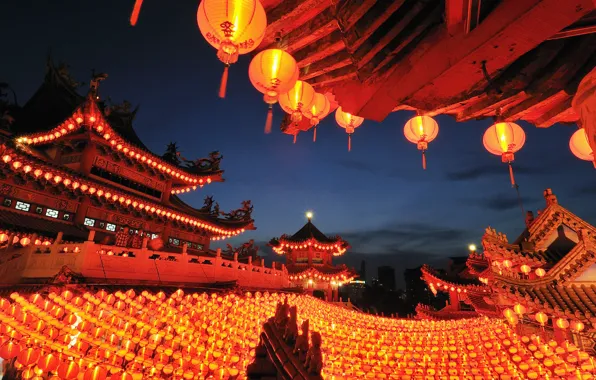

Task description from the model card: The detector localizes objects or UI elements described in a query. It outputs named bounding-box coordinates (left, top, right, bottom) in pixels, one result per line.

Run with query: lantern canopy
left=248, top=49, right=299, bottom=133
left=197, top=0, right=267, bottom=98
left=569, top=128, right=594, bottom=166
left=336, top=107, right=364, bottom=151
left=404, top=115, right=439, bottom=170
left=278, top=80, right=316, bottom=126
left=302, top=93, right=331, bottom=142
left=483, top=122, right=526, bottom=186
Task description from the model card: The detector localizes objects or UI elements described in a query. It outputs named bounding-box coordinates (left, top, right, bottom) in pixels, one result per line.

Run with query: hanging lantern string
left=514, top=183, right=526, bottom=221
left=293, top=134, right=297, bottom=144
left=313, top=127, right=317, bottom=142
left=508, top=161, right=516, bottom=187
left=348, top=133, right=352, bottom=152
left=422, top=150, right=427, bottom=170
left=130, top=0, right=143, bottom=26
left=264, top=105, right=273, bottom=134
left=219, top=64, right=230, bottom=99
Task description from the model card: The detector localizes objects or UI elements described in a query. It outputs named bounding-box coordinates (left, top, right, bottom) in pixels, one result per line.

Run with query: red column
left=80, top=141, right=97, bottom=175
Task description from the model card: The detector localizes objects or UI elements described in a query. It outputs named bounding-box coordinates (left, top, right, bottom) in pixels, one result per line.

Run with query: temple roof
left=421, top=264, right=485, bottom=288
left=269, top=220, right=350, bottom=256
left=288, top=221, right=337, bottom=243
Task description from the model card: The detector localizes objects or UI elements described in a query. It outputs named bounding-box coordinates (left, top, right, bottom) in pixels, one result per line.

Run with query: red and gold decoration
left=569, top=127, right=594, bottom=167
left=197, top=0, right=267, bottom=98
left=248, top=49, right=299, bottom=133
left=483, top=122, right=526, bottom=186
left=302, top=92, right=331, bottom=142
left=403, top=115, right=439, bottom=170
left=335, top=107, right=364, bottom=151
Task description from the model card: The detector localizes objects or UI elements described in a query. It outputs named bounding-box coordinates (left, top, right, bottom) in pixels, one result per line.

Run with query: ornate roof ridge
left=421, top=264, right=486, bottom=290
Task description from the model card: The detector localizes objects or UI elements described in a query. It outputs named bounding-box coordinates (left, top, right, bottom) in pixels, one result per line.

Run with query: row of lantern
left=494, top=259, right=547, bottom=278
left=503, top=305, right=585, bottom=333
left=0, top=152, right=245, bottom=239
left=0, top=232, right=54, bottom=247
left=288, top=271, right=349, bottom=283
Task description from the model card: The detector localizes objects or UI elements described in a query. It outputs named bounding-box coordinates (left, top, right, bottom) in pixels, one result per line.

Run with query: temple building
left=417, top=188, right=596, bottom=349
left=269, top=212, right=356, bottom=301
left=0, top=60, right=287, bottom=289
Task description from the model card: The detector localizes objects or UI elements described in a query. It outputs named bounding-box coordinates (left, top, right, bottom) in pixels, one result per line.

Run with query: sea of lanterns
left=0, top=151, right=245, bottom=240
left=1, top=289, right=596, bottom=379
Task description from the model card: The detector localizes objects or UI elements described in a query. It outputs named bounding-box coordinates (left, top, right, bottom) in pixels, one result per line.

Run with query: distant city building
left=343, top=279, right=366, bottom=303
left=378, top=265, right=396, bottom=291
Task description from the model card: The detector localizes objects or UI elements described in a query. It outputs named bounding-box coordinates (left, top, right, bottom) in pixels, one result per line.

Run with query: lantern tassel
left=264, top=105, right=273, bottom=134
left=422, top=150, right=427, bottom=170
left=348, top=134, right=352, bottom=152
left=130, top=0, right=143, bottom=26
left=293, top=134, right=297, bottom=144
left=219, top=64, right=229, bottom=99
left=313, top=127, right=317, bottom=142
left=508, top=162, right=515, bottom=187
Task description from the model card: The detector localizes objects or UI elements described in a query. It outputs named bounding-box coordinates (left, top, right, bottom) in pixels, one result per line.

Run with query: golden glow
left=306, top=211, right=313, bottom=220
left=468, top=244, right=476, bottom=252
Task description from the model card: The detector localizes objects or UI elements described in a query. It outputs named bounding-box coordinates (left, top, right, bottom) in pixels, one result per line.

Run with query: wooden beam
left=548, top=24, right=596, bottom=40
left=352, top=1, right=428, bottom=68
left=456, top=92, right=528, bottom=121
left=342, top=0, right=406, bottom=52
left=270, top=7, right=337, bottom=53
left=335, top=0, right=378, bottom=32
left=310, top=67, right=358, bottom=88
left=301, top=50, right=352, bottom=81
left=446, top=0, right=466, bottom=35
left=532, top=96, right=574, bottom=127
left=260, top=0, right=332, bottom=49
left=293, top=30, right=346, bottom=68
left=334, top=0, right=596, bottom=122
left=502, top=90, right=568, bottom=121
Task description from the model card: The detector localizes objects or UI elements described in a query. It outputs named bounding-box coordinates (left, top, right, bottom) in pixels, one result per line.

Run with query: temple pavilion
left=418, top=188, right=596, bottom=350
left=269, top=212, right=356, bottom=301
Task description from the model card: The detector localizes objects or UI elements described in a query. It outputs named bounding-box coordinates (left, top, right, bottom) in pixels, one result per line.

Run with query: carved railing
left=248, top=301, right=323, bottom=380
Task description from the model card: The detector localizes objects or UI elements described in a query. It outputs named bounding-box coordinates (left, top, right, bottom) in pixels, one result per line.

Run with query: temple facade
left=418, top=188, right=596, bottom=349
left=0, top=60, right=288, bottom=288
left=269, top=213, right=356, bottom=301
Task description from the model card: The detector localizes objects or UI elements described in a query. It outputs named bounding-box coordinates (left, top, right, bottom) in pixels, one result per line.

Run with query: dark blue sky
left=3, top=0, right=595, bottom=287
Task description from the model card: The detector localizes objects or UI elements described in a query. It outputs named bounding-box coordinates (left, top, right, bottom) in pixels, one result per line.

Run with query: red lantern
left=279, top=80, right=316, bottom=126
left=569, top=128, right=594, bottom=166
left=555, top=318, right=569, bottom=329
left=513, top=304, right=526, bottom=315
left=57, top=361, right=80, bottom=379
left=535, top=268, right=546, bottom=277
left=535, top=312, right=548, bottom=325
left=302, top=93, right=331, bottom=142
left=520, top=264, right=531, bottom=274
left=335, top=107, right=364, bottom=151
left=404, top=115, right=439, bottom=170
left=483, top=122, right=526, bottom=186
left=0, top=341, right=21, bottom=359
left=197, top=0, right=267, bottom=98
left=249, top=49, right=299, bottom=133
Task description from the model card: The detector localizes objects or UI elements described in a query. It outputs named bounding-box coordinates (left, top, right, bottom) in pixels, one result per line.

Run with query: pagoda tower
left=269, top=212, right=356, bottom=301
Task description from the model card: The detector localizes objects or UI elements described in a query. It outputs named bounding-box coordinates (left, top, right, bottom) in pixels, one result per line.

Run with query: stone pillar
left=233, top=252, right=238, bottom=262
left=54, top=232, right=63, bottom=245
left=216, top=248, right=221, bottom=258
left=572, top=66, right=596, bottom=166
left=141, top=236, right=148, bottom=250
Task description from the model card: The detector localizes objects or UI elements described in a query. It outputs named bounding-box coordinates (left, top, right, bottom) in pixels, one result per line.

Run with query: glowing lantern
left=502, top=260, right=512, bottom=269
left=535, top=268, right=546, bottom=277
left=248, top=49, right=299, bottom=133
left=520, top=264, right=531, bottom=274
left=404, top=115, right=439, bottom=170
left=535, top=312, right=548, bottom=325
left=0, top=341, right=21, bottom=359
left=0, top=233, right=8, bottom=243
left=555, top=318, right=570, bottom=329
left=483, top=122, right=526, bottom=186
left=569, top=128, right=594, bottom=166
left=197, top=0, right=267, bottom=98
left=503, top=308, right=515, bottom=319
left=570, top=320, right=585, bottom=332
left=302, top=93, right=331, bottom=142
left=57, top=361, right=80, bottom=379
left=20, top=237, right=31, bottom=247
left=513, top=304, right=526, bottom=315
left=279, top=80, right=315, bottom=129
left=335, top=107, right=364, bottom=151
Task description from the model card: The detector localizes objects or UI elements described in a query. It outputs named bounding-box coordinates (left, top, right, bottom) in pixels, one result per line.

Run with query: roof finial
left=543, top=188, right=558, bottom=206
left=305, top=211, right=313, bottom=222
left=89, top=69, right=108, bottom=100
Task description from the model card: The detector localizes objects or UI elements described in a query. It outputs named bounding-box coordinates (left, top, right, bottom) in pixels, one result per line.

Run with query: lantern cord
left=130, top=0, right=143, bottom=26
left=264, top=105, right=273, bottom=134
left=313, top=127, right=317, bottom=142
left=293, top=134, right=297, bottom=144
left=422, top=150, right=427, bottom=170
left=508, top=162, right=516, bottom=187
left=219, top=64, right=229, bottom=99
left=514, top=183, right=526, bottom=219
left=348, top=134, right=352, bottom=152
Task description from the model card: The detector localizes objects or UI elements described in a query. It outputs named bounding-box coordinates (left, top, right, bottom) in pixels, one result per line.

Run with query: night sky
left=3, top=1, right=595, bottom=287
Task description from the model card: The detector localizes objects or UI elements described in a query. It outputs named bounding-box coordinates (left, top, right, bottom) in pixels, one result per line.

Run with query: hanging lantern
left=335, top=107, right=364, bottom=151
left=535, top=312, right=548, bottom=325
left=555, top=318, right=570, bottom=329
left=535, top=268, right=546, bottom=277
left=520, top=264, right=531, bottom=275
left=513, top=304, right=526, bottom=315
left=302, top=93, right=331, bottom=142
left=569, top=128, right=594, bottom=166
left=279, top=80, right=316, bottom=128
left=404, top=115, right=439, bottom=170
left=483, top=122, right=526, bottom=187
left=248, top=49, right=299, bottom=133
left=197, top=0, right=267, bottom=98
left=570, top=320, right=585, bottom=333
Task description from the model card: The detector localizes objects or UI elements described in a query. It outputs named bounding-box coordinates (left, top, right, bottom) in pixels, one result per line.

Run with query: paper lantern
left=520, top=264, right=531, bottom=274
left=513, top=304, right=526, bottom=315
left=570, top=320, right=585, bottom=332
left=555, top=318, right=569, bottom=329
left=279, top=80, right=316, bottom=127
left=148, top=237, right=164, bottom=251
left=0, top=233, right=8, bottom=243
left=535, top=268, right=546, bottom=277
left=569, top=128, right=594, bottom=166
left=0, top=341, right=21, bottom=359
left=535, top=312, right=548, bottom=325
left=335, top=107, right=364, bottom=151
left=197, top=0, right=267, bottom=98
left=249, top=49, right=299, bottom=133
left=503, top=308, right=515, bottom=319
left=302, top=93, right=331, bottom=142
left=20, top=237, right=31, bottom=247
left=483, top=122, right=526, bottom=186
left=502, top=260, right=512, bottom=269
left=404, top=115, right=439, bottom=170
